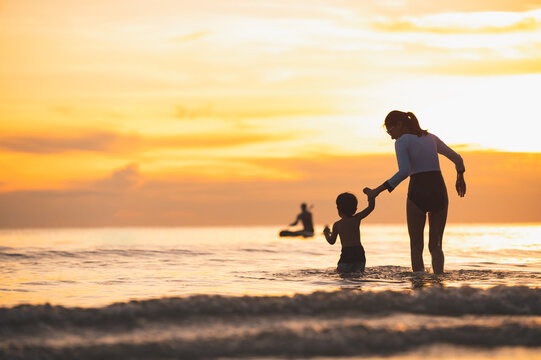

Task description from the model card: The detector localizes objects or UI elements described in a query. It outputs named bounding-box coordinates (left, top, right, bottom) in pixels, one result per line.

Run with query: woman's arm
left=386, top=137, right=411, bottom=190
left=365, top=137, right=410, bottom=199
left=434, top=134, right=466, bottom=197
left=434, top=135, right=465, bottom=173
left=364, top=185, right=387, bottom=200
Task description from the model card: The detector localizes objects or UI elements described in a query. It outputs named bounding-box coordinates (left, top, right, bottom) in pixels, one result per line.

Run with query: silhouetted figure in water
left=365, top=111, right=466, bottom=274
left=323, top=192, right=375, bottom=273
left=280, top=203, right=314, bottom=237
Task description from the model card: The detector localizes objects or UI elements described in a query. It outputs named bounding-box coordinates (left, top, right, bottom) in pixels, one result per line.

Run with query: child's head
left=336, top=192, right=357, bottom=217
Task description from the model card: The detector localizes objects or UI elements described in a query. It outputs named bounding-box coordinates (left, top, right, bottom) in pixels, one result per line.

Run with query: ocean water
left=1, top=224, right=540, bottom=359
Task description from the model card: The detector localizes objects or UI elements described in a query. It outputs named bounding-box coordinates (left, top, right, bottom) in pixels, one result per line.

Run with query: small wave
left=241, top=248, right=278, bottom=253
left=1, top=315, right=540, bottom=359
left=0, top=252, right=29, bottom=259
left=1, top=286, right=541, bottom=359
left=0, top=248, right=207, bottom=260
left=1, top=286, right=540, bottom=332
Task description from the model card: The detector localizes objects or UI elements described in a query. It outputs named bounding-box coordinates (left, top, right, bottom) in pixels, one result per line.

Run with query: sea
left=1, top=224, right=540, bottom=359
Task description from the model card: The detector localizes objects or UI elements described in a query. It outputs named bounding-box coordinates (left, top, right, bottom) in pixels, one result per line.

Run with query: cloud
left=426, top=58, right=541, bottom=75
left=174, top=106, right=333, bottom=121
left=0, top=130, right=298, bottom=154
left=364, top=40, right=541, bottom=76
left=176, top=105, right=214, bottom=119
left=92, top=163, right=143, bottom=191
left=0, top=132, right=136, bottom=154
left=174, top=102, right=337, bottom=121
left=173, top=31, right=211, bottom=42
left=150, top=132, right=299, bottom=149
left=364, top=0, right=541, bottom=16
left=0, top=152, right=539, bottom=227
left=373, top=11, right=541, bottom=34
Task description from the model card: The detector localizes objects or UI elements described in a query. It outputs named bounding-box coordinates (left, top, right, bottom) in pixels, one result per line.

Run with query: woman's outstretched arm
left=364, top=136, right=410, bottom=200
left=364, top=185, right=388, bottom=200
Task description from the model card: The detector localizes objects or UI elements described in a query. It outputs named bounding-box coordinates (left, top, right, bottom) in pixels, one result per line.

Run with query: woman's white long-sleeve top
left=386, top=133, right=465, bottom=191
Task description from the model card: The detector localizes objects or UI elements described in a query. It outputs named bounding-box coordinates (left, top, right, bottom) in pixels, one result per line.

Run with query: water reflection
left=408, top=272, right=444, bottom=289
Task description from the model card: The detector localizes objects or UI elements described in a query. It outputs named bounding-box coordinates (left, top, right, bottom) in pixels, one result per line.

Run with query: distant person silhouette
left=284, top=203, right=314, bottom=237
left=365, top=110, right=466, bottom=274
left=323, top=192, right=375, bottom=273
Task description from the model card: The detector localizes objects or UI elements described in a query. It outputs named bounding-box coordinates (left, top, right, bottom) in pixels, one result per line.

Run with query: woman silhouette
left=365, top=111, right=466, bottom=274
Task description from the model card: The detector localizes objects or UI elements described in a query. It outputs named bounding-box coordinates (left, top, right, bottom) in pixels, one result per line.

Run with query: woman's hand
left=456, top=172, right=466, bottom=197
left=363, top=187, right=378, bottom=200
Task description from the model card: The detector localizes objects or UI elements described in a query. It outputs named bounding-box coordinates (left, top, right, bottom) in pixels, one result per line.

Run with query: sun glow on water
left=0, top=224, right=539, bottom=307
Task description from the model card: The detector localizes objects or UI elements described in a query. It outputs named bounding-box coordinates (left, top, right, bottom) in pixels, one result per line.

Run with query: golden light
left=0, top=1, right=539, bottom=226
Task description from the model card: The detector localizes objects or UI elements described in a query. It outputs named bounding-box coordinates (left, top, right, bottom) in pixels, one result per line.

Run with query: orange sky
left=1, top=0, right=540, bottom=227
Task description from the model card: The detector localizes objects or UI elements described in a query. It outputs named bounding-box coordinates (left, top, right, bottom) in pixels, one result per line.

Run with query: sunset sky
left=1, top=0, right=540, bottom=227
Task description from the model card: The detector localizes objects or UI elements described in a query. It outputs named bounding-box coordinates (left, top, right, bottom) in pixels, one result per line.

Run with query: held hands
left=363, top=187, right=377, bottom=201
left=456, top=172, right=466, bottom=197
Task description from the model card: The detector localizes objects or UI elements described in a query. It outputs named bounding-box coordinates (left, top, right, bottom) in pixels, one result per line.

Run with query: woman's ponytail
left=385, top=110, right=428, bottom=137
left=405, top=112, right=428, bottom=137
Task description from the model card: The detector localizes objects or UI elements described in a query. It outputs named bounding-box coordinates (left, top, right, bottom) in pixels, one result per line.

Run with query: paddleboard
left=279, top=230, right=314, bottom=238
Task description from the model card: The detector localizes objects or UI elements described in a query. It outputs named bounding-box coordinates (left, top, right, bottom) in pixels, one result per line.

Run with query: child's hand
left=323, top=225, right=330, bottom=235
left=363, top=187, right=376, bottom=200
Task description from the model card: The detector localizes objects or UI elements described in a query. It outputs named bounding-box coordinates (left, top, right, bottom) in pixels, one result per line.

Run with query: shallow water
left=1, top=224, right=540, bottom=306
left=1, top=224, right=540, bottom=358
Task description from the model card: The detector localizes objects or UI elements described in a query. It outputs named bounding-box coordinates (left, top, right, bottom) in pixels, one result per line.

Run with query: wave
left=2, top=322, right=541, bottom=359
left=1, top=286, right=540, bottom=359
left=0, top=248, right=206, bottom=260
left=2, top=286, right=540, bottom=329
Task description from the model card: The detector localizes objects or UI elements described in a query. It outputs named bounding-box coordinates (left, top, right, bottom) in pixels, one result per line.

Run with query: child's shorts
left=337, top=245, right=366, bottom=273
left=337, top=262, right=365, bottom=273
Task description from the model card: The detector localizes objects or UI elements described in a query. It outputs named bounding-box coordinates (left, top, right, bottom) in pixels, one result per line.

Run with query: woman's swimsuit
left=384, top=133, right=464, bottom=214
left=408, top=170, right=448, bottom=213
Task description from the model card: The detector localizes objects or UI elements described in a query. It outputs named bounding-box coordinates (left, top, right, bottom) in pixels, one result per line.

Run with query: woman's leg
left=428, top=205, right=448, bottom=274
left=407, top=198, right=426, bottom=272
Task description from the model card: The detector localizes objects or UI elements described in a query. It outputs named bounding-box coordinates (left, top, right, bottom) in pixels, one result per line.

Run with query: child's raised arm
left=323, top=223, right=338, bottom=245
left=354, top=196, right=375, bottom=220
